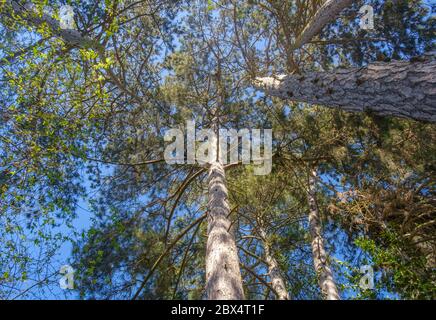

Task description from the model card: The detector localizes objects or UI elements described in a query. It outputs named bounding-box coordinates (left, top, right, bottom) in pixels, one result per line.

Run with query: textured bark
left=255, top=53, right=436, bottom=122
left=205, top=161, right=245, bottom=300
left=293, top=0, right=353, bottom=49
left=258, top=227, right=290, bottom=300
left=5, top=1, right=98, bottom=49
left=307, top=171, right=340, bottom=300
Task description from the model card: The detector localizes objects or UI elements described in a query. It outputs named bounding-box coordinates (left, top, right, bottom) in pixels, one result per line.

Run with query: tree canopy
left=0, top=0, right=434, bottom=300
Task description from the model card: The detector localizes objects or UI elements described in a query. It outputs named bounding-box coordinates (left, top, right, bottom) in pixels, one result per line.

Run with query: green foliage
left=0, top=0, right=434, bottom=300
left=356, top=234, right=436, bottom=299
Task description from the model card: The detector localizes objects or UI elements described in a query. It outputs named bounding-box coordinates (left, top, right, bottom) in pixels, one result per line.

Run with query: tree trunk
left=307, top=170, right=340, bottom=300
left=293, top=0, right=353, bottom=49
left=205, top=160, right=245, bottom=300
left=5, top=0, right=97, bottom=48
left=258, top=226, right=290, bottom=300
left=255, top=53, right=436, bottom=122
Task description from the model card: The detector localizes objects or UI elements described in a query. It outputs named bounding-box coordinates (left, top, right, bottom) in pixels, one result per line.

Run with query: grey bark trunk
left=307, top=170, right=340, bottom=300
left=205, top=160, right=245, bottom=300
left=258, top=226, right=290, bottom=300
left=6, top=0, right=98, bottom=48
left=293, top=0, right=353, bottom=49
left=255, top=53, right=436, bottom=122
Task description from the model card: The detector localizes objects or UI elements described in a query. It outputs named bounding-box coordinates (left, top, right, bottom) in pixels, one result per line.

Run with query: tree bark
left=258, top=226, right=290, bottom=300
left=5, top=0, right=98, bottom=49
left=205, top=160, right=245, bottom=300
left=307, top=170, right=340, bottom=300
left=293, top=0, right=353, bottom=50
left=255, top=53, right=436, bottom=122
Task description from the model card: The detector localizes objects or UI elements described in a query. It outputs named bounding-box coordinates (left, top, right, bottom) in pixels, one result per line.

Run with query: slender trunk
left=293, top=0, right=353, bottom=49
left=205, top=160, right=245, bottom=299
left=258, top=226, right=290, bottom=300
left=5, top=1, right=97, bottom=48
left=255, top=53, right=436, bottom=122
left=307, top=170, right=340, bottom=300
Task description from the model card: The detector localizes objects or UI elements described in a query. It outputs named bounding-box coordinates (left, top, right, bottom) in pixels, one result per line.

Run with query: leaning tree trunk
left=205, top=143, right=245, bottom=299
left=255, top=53, right=436, bottom=123
left=293, top=0, right=353, bottom=49
left=5, top=0, right=97, bottom=48
left=307, top=170, right=340, bottom=300
left=258, top=226, right=290, bottom=300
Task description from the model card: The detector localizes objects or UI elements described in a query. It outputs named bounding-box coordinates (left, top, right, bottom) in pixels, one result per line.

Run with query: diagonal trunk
left=205, top=160, right=245, bottom=300
left=5, top=0, right=97, bottom=48
left=255, top=53, right=436, bottom=122
left=307, top=170, right=340, bottom=300
left=293, top=0, right=353, bottom=50
left=258, top=226, right=290, bottom=300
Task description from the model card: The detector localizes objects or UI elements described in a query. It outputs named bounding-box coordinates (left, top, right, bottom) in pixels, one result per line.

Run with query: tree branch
left=292, top=0, right=353, bottom=50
